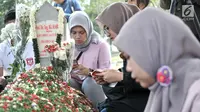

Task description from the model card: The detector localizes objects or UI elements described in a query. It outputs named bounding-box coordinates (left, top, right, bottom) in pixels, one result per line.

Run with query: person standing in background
left=53, top=0, right=82, bottom=22
left=0, top=9, right=16, bottom=92
left=4, top=9, right=15, bottom=25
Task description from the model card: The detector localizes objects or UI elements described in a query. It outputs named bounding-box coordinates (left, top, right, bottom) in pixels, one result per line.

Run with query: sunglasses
left=103, top=25, right=111, bottom=37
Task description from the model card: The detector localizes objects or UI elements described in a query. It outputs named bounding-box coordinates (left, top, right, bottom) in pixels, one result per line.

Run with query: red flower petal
left=157, top=72, right=166, bottom=83
left=17, top=96, right=23, bottom=101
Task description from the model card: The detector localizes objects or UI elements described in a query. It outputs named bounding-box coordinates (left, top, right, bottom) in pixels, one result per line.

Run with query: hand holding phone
left=73, top=60, right=78, bottom=68
left=91, top=70, right=102, bottom=76
left=91, top=70, right=107, bottom=85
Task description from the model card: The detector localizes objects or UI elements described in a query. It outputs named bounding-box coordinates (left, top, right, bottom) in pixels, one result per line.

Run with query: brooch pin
left=156, top=66, right=173, bottom=87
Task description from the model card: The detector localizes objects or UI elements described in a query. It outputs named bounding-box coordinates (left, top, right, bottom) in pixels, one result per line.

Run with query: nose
left=74, top=34, right=81, bottom=39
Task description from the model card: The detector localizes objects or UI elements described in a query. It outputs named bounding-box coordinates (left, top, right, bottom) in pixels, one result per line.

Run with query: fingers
left=103, top=76, right=108, bottom=82
left=102, top=75, right=111, bottom=83
left=92, top=71, right=108, bottom=84
left=98, top=81, right=107, bottom=85
left=93, top=76, right=105, bottom=84
left=72, top=64, right=79, bottom=69
left=94, top=72, right=105, bottom=77
left=96, top=78, right=107, bottom=85
left=72, top=64, right=87, bottom=75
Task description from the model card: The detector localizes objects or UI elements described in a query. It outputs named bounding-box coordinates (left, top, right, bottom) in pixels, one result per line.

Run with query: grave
left=34, top=1, right=67, bottom=67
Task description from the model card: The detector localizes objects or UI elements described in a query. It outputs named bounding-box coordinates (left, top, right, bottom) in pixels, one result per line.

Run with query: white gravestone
left=35, top=1, right=66, bottom=67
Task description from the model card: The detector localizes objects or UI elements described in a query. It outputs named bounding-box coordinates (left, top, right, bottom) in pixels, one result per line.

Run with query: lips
left=75, top=40, right=83, bottom=44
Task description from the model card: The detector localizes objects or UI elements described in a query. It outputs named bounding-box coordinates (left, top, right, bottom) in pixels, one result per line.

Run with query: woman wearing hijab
left=127, top=0, right=149, bottom=9
left=114, top=7, right=200, bottom=112
left=95, top=2, right=149, bottom=112
left=68, top=11, right=111, bottom=108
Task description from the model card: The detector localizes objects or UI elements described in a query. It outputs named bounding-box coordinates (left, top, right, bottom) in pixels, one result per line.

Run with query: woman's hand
left=93, top=75, right=107, bottom=85
left=90, top=70, right=107, bottom=85
left=72, top=64, right=90, bottom=76
left=95, top=69, right=123, bottom=83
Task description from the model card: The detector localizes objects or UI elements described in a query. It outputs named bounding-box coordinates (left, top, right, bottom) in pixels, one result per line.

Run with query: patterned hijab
left=114, top=7, right=200, bottom=112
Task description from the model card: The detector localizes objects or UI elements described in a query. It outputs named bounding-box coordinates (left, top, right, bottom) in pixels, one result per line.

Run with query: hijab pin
left=156, top=65, right=173, bottom=87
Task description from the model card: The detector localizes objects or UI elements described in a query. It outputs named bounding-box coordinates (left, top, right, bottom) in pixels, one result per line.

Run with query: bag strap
left=76, top=51, right=83, bottom=61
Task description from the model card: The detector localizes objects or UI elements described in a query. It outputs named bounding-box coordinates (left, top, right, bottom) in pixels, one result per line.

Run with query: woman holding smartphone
left=68, top=11, right=111, bottom=109
left=95, top=2, right=149, bottom=112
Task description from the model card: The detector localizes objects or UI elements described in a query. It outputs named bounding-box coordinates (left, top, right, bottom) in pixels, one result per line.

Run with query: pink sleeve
left=97, top=41, right=111, bottom=70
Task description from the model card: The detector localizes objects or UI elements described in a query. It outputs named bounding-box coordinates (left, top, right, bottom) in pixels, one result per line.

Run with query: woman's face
left=103, top=25, right=117, bottom=41
left=122, top=52, right=155, bottom=88
left=127, top=0, right=145, bottom=9
left=71, top=26, right=87, bottom=45
left=96, top=21, right=117, bottom=40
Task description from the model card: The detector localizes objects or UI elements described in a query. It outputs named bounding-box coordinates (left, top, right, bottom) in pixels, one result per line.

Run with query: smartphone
left=71, top=69, right=80, bottom=74
left=73, top=60, right=78, bottom=68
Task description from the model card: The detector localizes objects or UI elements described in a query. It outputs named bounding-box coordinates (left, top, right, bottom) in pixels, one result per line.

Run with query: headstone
left=35, top=1, right=67, bottom=67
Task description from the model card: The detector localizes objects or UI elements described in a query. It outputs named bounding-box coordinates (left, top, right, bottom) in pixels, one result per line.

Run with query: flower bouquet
left=0, top=4, right=31, bottom=82
left=7, top=4, right=31, bottom=82
left=44, top=40, right=74, bottom=83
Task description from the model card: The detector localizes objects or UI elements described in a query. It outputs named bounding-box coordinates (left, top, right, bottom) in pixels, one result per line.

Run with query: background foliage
left=0, top=0, right=159, bottom=32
